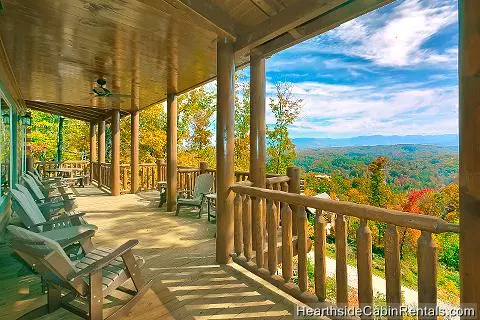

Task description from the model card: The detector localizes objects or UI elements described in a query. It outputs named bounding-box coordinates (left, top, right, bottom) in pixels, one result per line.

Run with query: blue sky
left=263, top=0, right=458, bottom=139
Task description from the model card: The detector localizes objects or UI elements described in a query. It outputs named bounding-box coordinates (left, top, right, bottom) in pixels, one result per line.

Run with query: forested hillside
left=295, top=144, right=458, bottom=192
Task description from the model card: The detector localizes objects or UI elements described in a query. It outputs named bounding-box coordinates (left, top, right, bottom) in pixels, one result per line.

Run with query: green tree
left=177, top=86, right=216, bottom=167
left=234, top=75, right=250, bottom=171
left=266, top=82, right=302, bottom=174
left=29, top=110, right=58, bottom=161
left=63, top=118, right=89, bottom=160
left=368, top=156, right=388, bottom=207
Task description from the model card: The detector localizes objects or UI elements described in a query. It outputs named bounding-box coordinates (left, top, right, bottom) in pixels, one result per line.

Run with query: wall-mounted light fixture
left=20, top=112, right=32, bottom=126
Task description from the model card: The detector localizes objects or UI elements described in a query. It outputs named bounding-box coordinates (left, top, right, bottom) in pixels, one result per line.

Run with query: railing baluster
left=281, top=202, right=293, bottom=282
left=122, top=166, right=127, bottom=192
left=335, top=214, right=349, bottom=306
left=234, top=193, right=243, bottom=257
left=314, top=210, right=326, bottom=302
left=242, top=195, right=252, bottom=261
left=267, top=197, right=277, bottom=276
left=385, top=224, right=401, bottom=318
left=356, top=218, right=373, bottom=311
left=252, top=196, right=264, bottom=269
left=297, top=206, right=308, bottom=293
left=417, top=231, right=437, bottom=320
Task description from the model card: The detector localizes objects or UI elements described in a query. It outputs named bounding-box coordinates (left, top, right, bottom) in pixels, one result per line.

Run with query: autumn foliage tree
left=368, top=156, right=389, bottom=207
left=266, top=82, right=302, bottom=174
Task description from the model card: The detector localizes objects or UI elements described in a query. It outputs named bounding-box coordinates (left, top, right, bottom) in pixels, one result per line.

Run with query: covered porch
left=0, top=0, right=479, bottom=319
left=2, top=185, right=299, bottom=319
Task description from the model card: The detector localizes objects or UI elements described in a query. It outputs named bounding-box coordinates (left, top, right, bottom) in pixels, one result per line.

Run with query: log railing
left=229, top=167, right=459, bottom=310
left=92, top=162, right=99, bottom=182
left=36, top=160, right=90, bottom=178
left=98, top=163, right=111, bottom=190
left=120, top=164, right=130, bottom=193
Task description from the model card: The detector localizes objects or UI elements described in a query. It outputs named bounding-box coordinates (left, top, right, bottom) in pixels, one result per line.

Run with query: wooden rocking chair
left=176, top=173, right=214, bottom=218
left=8, top=225, right=151, bottom=320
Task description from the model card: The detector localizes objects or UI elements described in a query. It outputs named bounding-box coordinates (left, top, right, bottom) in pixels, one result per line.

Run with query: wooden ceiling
left=0, top=0, right=392, bottom=120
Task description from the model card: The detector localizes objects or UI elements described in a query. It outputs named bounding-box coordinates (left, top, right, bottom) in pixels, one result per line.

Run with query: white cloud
left=265, top=81, right=458, bottom=138
left=304, top=0, right=457, bottom=67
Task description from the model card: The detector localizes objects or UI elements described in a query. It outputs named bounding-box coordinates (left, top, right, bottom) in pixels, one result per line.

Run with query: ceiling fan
left=92, top=78, right=131, bottom=99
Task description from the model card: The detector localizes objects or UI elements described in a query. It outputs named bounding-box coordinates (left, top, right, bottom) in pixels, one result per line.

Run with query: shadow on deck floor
left=1, top=186, right=300, bottom=319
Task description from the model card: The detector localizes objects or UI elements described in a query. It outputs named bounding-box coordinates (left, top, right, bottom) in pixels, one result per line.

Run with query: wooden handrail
left=230, top=184, right=459, bottom=234
left=266, top=175, right=290, bottom=185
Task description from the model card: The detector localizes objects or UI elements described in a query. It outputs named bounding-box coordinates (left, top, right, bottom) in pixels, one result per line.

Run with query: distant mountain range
left=293, top=134, right=459, bottom=149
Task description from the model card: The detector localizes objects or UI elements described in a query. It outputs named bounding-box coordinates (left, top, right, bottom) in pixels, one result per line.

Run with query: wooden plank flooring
left=0, top=186, right=301, bottom=319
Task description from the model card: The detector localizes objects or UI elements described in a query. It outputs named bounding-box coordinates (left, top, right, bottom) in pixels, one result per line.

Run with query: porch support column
left=97, top=120, right=106, bottom=186
left=110, top=110, right=121, bottom=196
left=216, top=38, right=235, bottom=264
left=459, top=1, right=480, bottom=307
left=250, top=54, right=266, bottom=186
left=166, top=93, right=177, bottom=212
left=89, top=122, right=97, bottom=183
left=130, top=110, right=139, bottom=193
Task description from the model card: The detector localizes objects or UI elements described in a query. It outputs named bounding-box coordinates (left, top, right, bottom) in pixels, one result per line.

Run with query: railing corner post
left=287, top=166, right=301, bottom=236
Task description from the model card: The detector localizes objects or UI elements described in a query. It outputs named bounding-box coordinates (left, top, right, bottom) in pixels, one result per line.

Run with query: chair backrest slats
left=21, top=174, right=46, bottom=201
left=11, top=188, right=46, bottom=232
left=7, top=225, right=85, bottom=294
left=193, top=174, right=214, bottom=200
left=27, top=171, right=44, bottom=187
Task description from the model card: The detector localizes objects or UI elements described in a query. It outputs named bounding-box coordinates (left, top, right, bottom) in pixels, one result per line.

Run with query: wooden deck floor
left=1, top=186, right=302, bottom=320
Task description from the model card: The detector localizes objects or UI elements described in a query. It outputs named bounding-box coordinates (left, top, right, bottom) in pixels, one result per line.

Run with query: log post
left=459, top=0, right=480, bottom=308
left=215, top=38, right=235, bottom=264
left=249, top=53, right=266, bottom=188
left=110, top=110, right=121, bottom=196
left=166, top=93, right=177, bottom=212
left=89, top=122, right=97, bottom=183
left=250, top=53, right=266, bottom=253
left=97, top=120, right=105, bottom=186
left=287, top=167, right=301, bottom=236
left=130, top=110, right=139, bottom=194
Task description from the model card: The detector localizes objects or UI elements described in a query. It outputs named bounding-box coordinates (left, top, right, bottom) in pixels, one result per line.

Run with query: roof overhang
left=0, top=0, right=393, bottom=119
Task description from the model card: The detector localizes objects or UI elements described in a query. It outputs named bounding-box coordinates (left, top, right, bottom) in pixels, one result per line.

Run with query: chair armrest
left=44, top=196, right=65, bottom=203
left=57, top=229, right=95, bottom=248
left=31, top=212, right=86, bottom=227
left=177, top=190, right=192, bottom=199
left=69, top=239, right=139, bottom=280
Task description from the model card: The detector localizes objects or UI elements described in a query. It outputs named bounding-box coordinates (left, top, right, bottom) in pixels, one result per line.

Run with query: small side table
left=158, top=181, right=167, bottom=207
left=206, top=193, right=216, bottom=222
